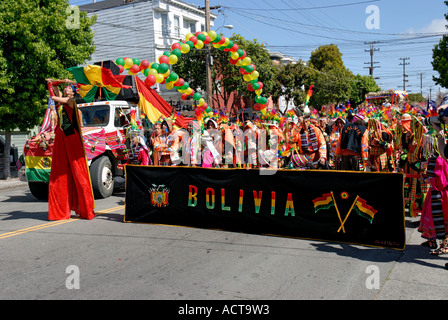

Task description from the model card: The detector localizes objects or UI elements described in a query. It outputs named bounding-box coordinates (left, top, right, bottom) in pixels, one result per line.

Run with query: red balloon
left=203, top=36, right=211, bottom=45
left=189, top=36, right=198, bottom=45
left=230, top=44, right=239, bottom=52
left=247, top=83, right=254, bottom=91
left=257, top=82, right=264, bottom=89
left=240, top=68, right=249, bottom=75
left=118, top=65, right=124, bottom=73
left=145, top=75, right=156, bottom=87
left=253, top=103, right=263, bottom=111
left=171, top=42, right=181, bottom=50
left=218, top=37, right=226, bottom=45
left=159, top=55, right=170, bottom=64
left=175, top=78, right=185, bottom=87
left=130, top=64, right=140, bottom=73
left=140, top=59, right=150, bottom=69
left=181, top=93, right=188, bottom=100
left=229, top=58, right=238, bottom=65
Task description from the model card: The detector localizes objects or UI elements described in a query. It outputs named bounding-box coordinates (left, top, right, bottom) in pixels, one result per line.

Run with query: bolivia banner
left=124, top=166, right=406, bottom=250
left=67, top=65, right=130, bottom=102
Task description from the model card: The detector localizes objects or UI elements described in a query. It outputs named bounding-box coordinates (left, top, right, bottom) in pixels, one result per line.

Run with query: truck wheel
left=90, top=156, right=114, bottom=199
left=28, top=181, right=49, bottom=200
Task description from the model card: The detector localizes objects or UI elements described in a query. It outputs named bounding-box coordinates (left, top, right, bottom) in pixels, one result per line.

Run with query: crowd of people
left=129, top=101, right=448, bottom=255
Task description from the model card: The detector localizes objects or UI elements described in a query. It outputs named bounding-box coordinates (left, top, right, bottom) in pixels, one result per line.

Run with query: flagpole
left=337, top=195, right=359, bottom=233
left=331, top=191, right=345, bottom=233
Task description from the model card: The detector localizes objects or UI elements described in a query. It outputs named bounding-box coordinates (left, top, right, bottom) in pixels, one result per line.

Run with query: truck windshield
left=80, top=105, right=110, bottom=127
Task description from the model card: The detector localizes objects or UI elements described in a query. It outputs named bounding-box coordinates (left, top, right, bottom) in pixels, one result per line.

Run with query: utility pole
left=399, top=57, right=410, bottom=91
left=418, top=72, right=423, bottom=96
left=364, top=41, right=380, bottom=78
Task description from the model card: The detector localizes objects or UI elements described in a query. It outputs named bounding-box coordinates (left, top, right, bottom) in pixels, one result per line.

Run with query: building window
left=161, top=13, right=169, bottom=36
left=183, top=19, right=196, bottom=34
left=174, top=15, right=180, bottom=37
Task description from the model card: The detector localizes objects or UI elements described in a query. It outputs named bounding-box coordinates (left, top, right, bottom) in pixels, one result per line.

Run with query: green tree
left=349, top=74, right=380, bottom=106
left=0, top=0, right=96, bottom=179
left=271, top=61, right=306, bottom=114
left=306, top=44, right=354, bottom=107
left=432, top=1, right=448, bottom=88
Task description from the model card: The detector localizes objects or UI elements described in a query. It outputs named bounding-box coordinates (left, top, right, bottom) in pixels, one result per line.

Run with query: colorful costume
left=48, top=103, right=95, bottom=220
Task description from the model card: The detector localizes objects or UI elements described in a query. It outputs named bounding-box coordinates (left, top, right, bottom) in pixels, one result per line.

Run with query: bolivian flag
left=24, top=143, right=53, bottom=183
left=313, top=193, right=334, bottom=213
left=67, top=65, right=130, bottom=102
left=353, top=197, right=377, bottom=224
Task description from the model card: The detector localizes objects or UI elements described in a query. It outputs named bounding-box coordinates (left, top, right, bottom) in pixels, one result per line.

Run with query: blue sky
left=70, top=0, right=448, bottom=98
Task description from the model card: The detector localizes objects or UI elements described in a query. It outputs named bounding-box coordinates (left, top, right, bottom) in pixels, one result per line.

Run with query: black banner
left=124, top=166, right=406, bottom=250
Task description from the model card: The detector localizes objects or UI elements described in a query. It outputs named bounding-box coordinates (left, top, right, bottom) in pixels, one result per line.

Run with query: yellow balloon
left=198, top=98, right=205, bottom=106
left=255, top=89, right=263, bottom=96
left=185, top=33, right=194, bottom=41
left=236, top=59, right=243, bottom=67
left=231, top=52, right=239, bottom=60
left=208, top=30, right=217, bottom=41
left=251, top=71, right=259, bottom=80
left=181, top=43, right=190, bottom=54
left=242, top=57, right=251, bottom=66
left=243, top=74, right=252, bottom=82
left=169, top=54, right=178, bottom=65
left=194, top=40, right=204, bottom=49
left=156, top=74, right=165, bottom=83
left=128, top=71, right=135, bottom=75
left=185, top=88, right=193, bottom=95
left=124, top=58, right=133, bottom=69
left=223, top=38, right=230, bottom=47
left=212, top=42, right=221, bottom=49
left=148, top=68, right=158, bottom=76
left=163, top=70, right=170, bottom=78
left=166, top=82, right=174, bottom=90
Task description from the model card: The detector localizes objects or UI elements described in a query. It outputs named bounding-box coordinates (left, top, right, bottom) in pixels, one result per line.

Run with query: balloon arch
left=114, top=30, right=268, bottom=113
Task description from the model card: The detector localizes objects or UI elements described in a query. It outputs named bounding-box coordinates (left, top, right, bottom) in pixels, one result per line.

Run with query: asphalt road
left=1, top=182, right=448, bottom=304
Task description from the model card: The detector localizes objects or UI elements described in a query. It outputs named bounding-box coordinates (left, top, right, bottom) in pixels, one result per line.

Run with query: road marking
left=0, top=205, right=124, bottom=240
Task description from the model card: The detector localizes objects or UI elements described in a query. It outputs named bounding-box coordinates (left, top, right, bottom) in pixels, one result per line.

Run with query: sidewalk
left=0, top=168, right=25, bottom=190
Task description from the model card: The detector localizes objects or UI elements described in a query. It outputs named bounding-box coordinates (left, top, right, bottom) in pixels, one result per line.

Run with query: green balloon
left=225, top=40, right=234, bottom=49
left=212, top=34, right=221, bottom=43
left=167, top=72, right=178, bottom=82
left=243, top=65, right=254, bottom=73
left=252, top=82, right=260, bottom=90
left=115, top=58, right=125, bottom=66
left=205, top=106, right=212, bottom=113
left=163, top=51, right=171, bottom=57
left=171, top=48, right=182, bottom=58
left=186, top=40, right=194, bottom=49
left=151, top=63, right=160, bottom=70
left=132, top=58, right=140, bottom=66
left=181, top=82, right=189, bottom=90
left=193, top=92, right=201, bottom=101
left=197, top=33, right=206, bottom=42
left=158, top=63, right=169, bottom=74
left=237, top=49, right=244, bottom=57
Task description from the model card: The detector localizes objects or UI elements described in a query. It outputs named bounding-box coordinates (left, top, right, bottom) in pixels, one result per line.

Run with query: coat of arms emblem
left=149, top=184, right=170, bottom=207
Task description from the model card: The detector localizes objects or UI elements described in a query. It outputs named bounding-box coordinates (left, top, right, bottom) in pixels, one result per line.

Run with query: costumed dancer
left=328, top=117, right=345, bottom=169
left=368, top=118, right=395, bottom=172
left=202, top=118, right=222, bottom=168
left=335, top=112, right=370, bottom=171
left=45, top=79, right=95, bottom=220
left=290, top=113, right=327, bottom=169
left=418, top=110, right=448, bottom=254
left=127, top=131, right=150, bottom=165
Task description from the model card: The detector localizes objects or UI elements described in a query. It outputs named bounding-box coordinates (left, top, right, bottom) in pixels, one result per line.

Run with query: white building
left=79, top=0, right=216, bottom=101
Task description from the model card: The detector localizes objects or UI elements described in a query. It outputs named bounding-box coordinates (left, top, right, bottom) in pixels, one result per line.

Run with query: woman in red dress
left=46, top=79, right=95, bottom=220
